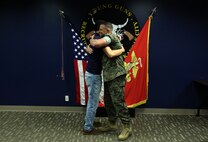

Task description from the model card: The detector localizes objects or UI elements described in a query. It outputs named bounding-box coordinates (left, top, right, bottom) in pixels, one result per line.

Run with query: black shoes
left=82, top=128, right=102, bottom=135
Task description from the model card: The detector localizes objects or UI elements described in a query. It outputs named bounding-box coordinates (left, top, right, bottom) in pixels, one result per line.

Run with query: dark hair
left=94, top=19, right=106, bottom=31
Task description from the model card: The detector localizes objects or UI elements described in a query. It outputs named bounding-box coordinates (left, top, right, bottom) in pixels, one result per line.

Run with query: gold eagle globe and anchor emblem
left=124, top=51, right=142, bottom=82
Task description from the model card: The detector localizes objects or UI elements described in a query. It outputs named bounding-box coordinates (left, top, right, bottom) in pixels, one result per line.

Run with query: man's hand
left=121, top=46, right=125, bottom=53
left=85, top=45, right=93, bottom=54
left=89, top=34, right=95, bottom=40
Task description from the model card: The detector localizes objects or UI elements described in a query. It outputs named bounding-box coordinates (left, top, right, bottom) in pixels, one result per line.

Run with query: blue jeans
left=84, top=71, right=102, bottom=131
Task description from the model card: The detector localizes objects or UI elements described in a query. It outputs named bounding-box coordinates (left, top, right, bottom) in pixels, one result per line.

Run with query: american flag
left=68, top=22, right=88, bottom=105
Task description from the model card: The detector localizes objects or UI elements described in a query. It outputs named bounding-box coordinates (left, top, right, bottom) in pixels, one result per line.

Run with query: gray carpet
left=0, top=111, right=208, bottom=142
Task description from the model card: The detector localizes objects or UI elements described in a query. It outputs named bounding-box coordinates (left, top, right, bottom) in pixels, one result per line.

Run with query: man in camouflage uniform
left=90, top=22, right=132, bottom=141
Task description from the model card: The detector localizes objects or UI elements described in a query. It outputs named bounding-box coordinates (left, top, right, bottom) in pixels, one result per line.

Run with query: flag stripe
left=74, top=60, right=80, bottom=104
left=74, top=60, right=88, bottom=105
left=77, top=60, right=86, bottom=105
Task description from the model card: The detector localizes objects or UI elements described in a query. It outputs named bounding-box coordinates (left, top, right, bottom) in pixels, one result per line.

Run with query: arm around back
left=103, top=46, right=125, bottom=58
left=89, top=38, right=108, bottom=48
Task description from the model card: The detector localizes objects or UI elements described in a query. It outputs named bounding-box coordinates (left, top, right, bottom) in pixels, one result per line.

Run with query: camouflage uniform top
left=102, top=33, right=127, bottom=82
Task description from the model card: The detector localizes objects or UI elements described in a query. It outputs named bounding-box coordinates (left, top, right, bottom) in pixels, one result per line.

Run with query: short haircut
left=104, top=22, right=113, bottom=31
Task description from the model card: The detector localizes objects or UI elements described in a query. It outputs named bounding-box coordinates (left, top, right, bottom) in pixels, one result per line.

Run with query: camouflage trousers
left=104, top=75, right=130, bottom=125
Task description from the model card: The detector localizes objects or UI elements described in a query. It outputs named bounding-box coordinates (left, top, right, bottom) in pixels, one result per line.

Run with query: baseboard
left=136, top=108, right=208, bottom=115
left=0, top=105, right=86, bottom=112
left=0, top=105, right=207, bottom=115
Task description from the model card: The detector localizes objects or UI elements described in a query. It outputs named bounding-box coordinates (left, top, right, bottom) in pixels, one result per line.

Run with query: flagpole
left=146, top=7, right=156, bottom=105
left=59, top=10, right=65, bottom=80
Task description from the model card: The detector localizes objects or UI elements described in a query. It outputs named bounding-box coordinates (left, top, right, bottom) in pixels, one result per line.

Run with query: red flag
left=124, top=16, right=152, bottom=108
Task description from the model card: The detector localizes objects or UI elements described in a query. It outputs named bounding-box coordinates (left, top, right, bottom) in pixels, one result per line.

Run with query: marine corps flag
left=124, top=16, right=152, bottom=108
